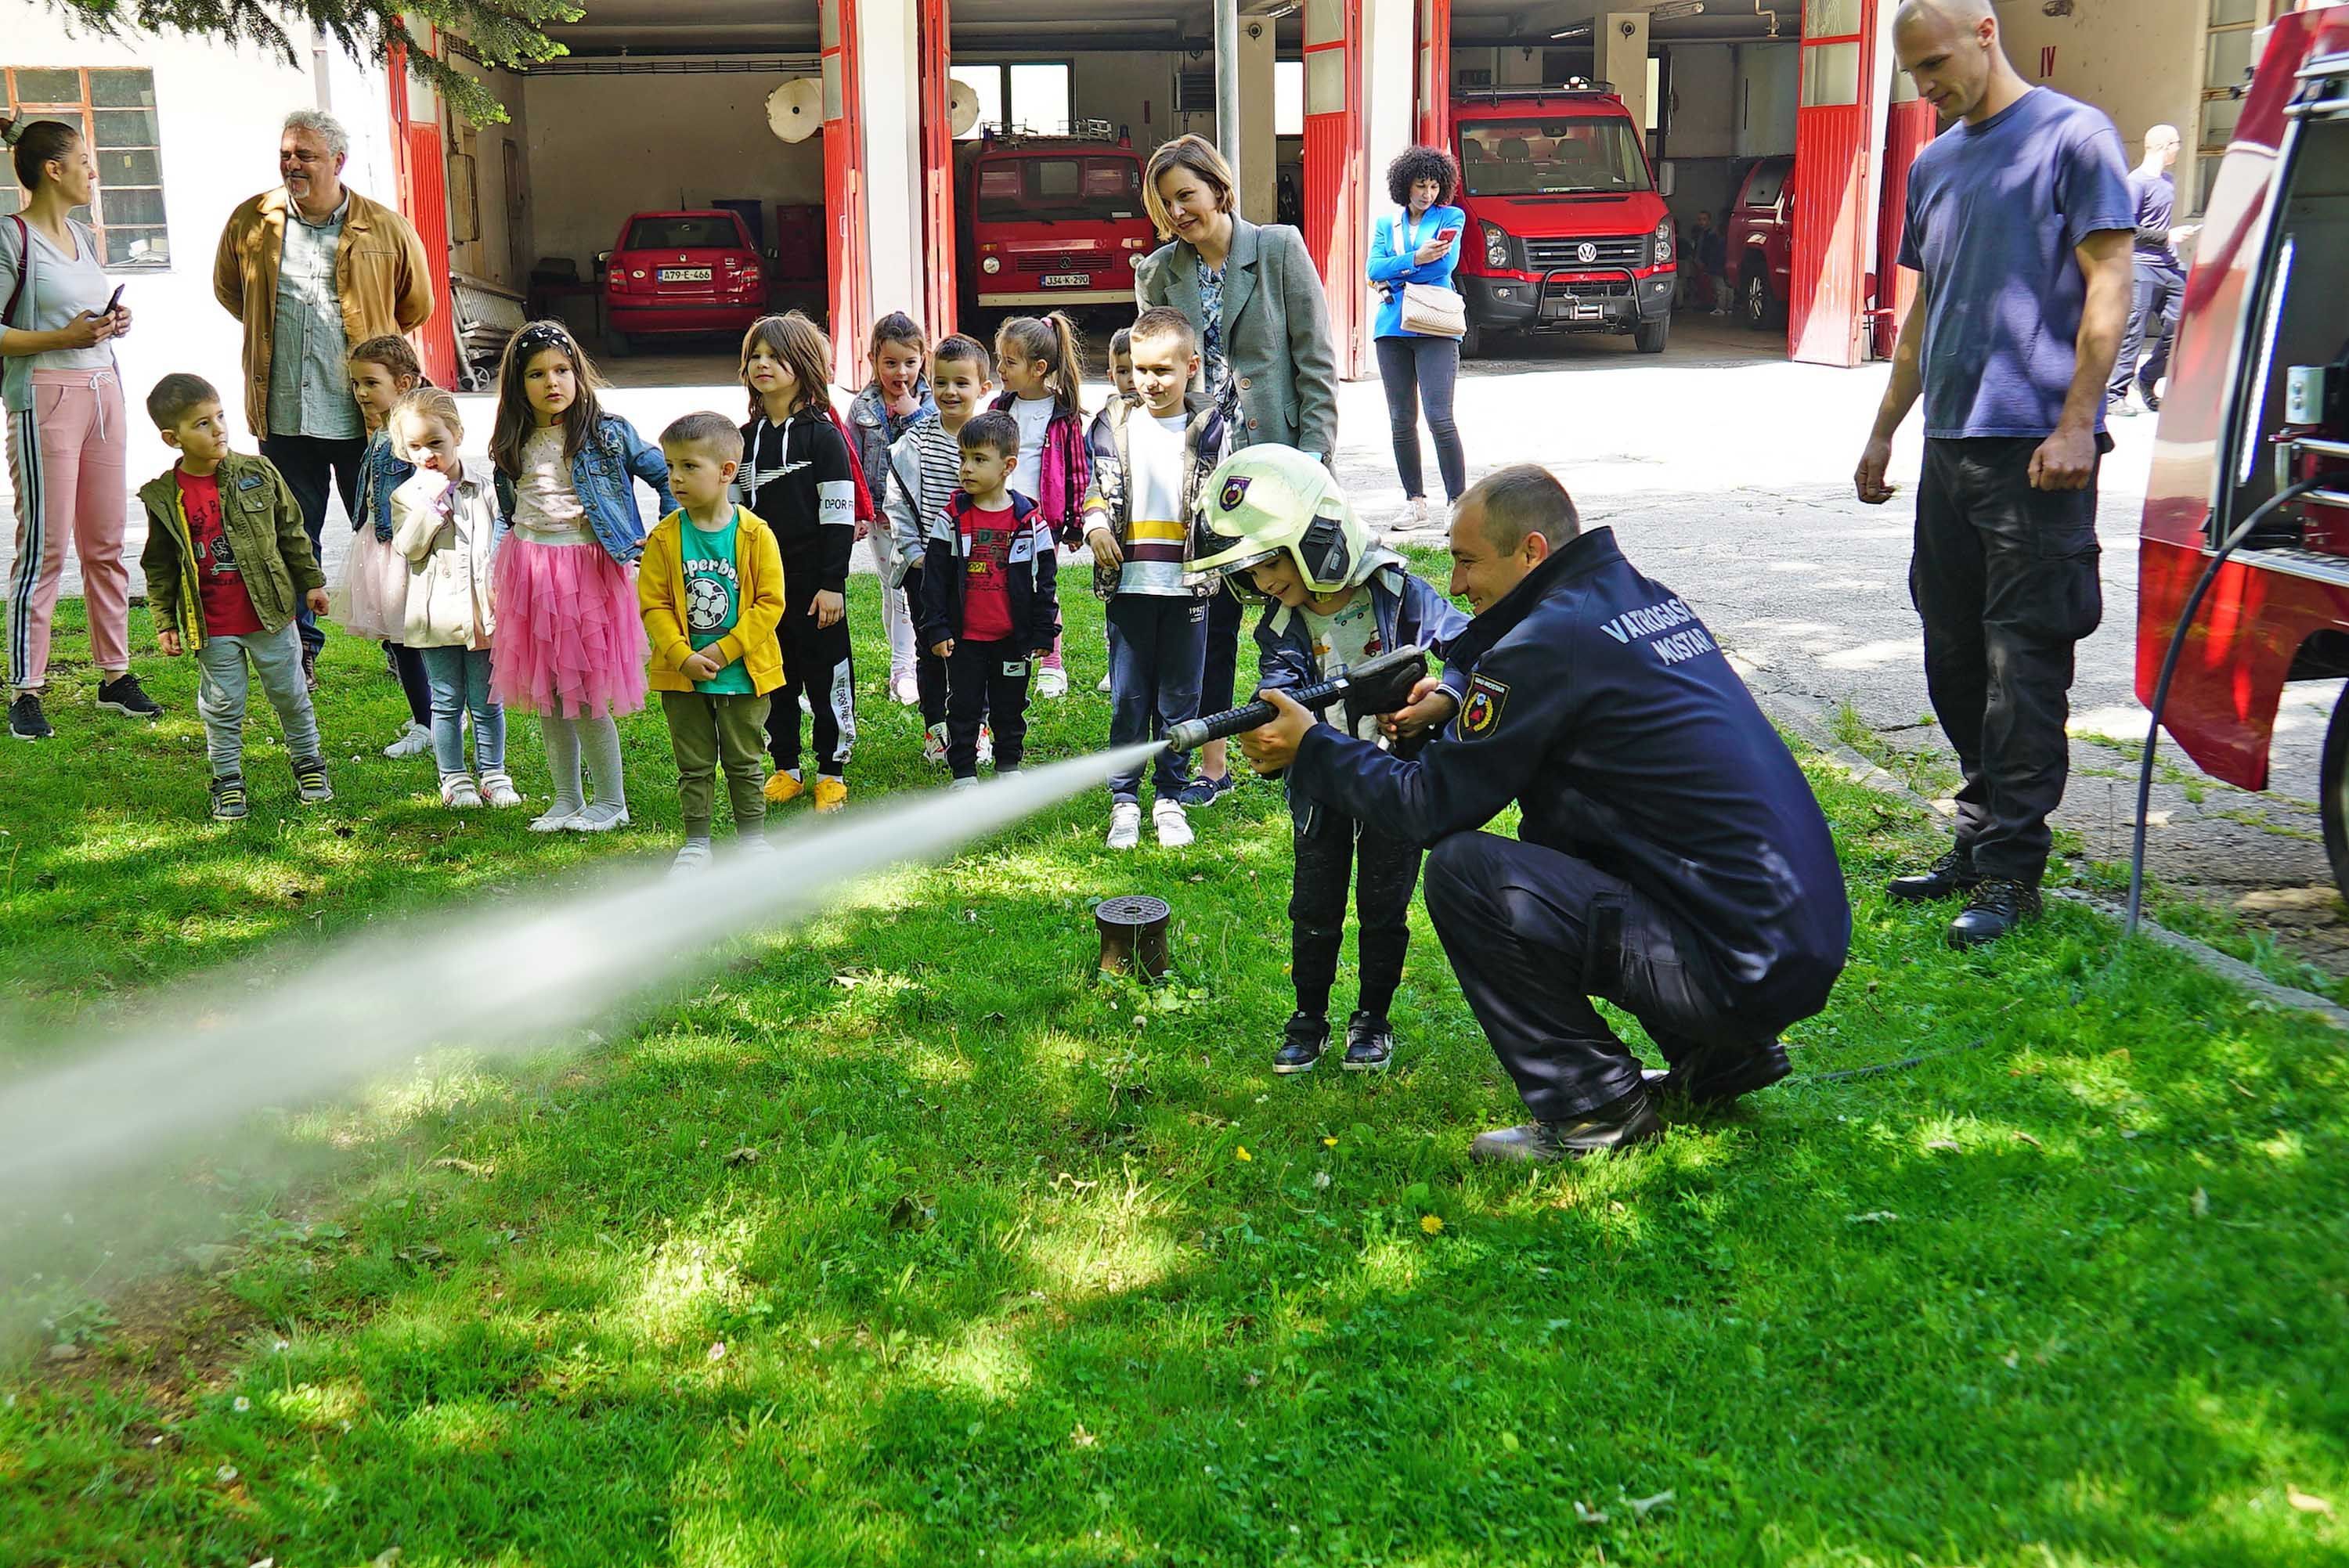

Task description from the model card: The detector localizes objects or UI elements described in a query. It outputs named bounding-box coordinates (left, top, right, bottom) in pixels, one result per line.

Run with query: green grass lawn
left=3, top=580, right=2347, bottom=1567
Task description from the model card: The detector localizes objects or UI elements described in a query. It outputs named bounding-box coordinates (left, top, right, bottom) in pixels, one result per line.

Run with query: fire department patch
left=1219, top=474, right=1252, bottom=512
left=1460, top=674, right=1510, bottom=737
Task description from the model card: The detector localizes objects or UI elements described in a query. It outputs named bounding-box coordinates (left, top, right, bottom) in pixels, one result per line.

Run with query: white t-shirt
left=1117, top=409, right=1192, bottom=597
left=509, top=426, right=593, bottom=546
left=1299, top=591, right=1387, bottom=740
left=0, top=216, right=116, bottom=375
left=1009, top=395, right=1055, bottom=503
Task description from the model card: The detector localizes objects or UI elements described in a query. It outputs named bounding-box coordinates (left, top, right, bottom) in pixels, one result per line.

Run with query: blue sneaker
left=1177, top=770, right=1240, bottom=809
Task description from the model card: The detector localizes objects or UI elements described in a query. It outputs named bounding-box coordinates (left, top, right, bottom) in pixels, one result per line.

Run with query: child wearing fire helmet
left=1188, top=444, right=1469, bottom=1073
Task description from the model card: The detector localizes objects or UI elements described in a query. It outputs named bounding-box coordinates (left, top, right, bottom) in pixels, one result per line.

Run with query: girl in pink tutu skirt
left=487, top=322, right=675, bottom=833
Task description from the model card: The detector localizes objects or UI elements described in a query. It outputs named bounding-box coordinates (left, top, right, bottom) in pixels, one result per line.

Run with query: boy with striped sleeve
left=1082, top=306, right=1228, bottom=849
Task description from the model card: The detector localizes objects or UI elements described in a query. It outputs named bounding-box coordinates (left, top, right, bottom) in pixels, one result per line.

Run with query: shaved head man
left=1859, top=0, right=2138, bottom=949
left=2109, top=122, right=2194, bottom=418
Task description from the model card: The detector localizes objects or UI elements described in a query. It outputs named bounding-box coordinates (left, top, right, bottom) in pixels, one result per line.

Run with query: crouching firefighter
left=1234, top=463, right=1851, bottom=1162
left=1185, top=445, right=1470, bottom=1074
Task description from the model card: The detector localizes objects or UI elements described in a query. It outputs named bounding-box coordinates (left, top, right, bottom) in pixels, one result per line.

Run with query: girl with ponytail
left=991, top=312, right=1089, bottom=697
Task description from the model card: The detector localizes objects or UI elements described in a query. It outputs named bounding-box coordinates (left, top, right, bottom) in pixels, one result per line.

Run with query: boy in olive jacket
left=137, top=373, right=332, bottom=821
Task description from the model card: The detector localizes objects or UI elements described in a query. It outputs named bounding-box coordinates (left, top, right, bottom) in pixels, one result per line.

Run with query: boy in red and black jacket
left=916, top=410, right=1059, bottom=788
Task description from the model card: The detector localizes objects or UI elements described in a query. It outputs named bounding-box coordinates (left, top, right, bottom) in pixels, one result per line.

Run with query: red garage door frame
left=823, top=0, right=873, bottom=388
left=386, top=43, right=460, bottom=388
left=1788, top=0, right=1885, bottom=368
left=1302, top=0, right=1367, bottom=380
left=918, top=0, right=958, bottom=343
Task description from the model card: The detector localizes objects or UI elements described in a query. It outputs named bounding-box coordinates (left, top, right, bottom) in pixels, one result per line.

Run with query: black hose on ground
left=2126, top=476, right=2323, bottom=937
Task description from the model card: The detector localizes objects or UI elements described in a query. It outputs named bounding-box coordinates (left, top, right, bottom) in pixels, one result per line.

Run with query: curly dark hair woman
left=1385, top=143, right=1459, bottom=208
left=1369, top=143, right=1468, bottom=526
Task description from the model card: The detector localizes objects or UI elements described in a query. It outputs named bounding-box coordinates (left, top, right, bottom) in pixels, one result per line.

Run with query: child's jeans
left=946, top=640, right=1032, bottom=778
left=1105, top=593, right=1206, bottom=802
left=1291, top=806, right=1423, bottom=1020
left=195, top=624, right=321, bottom=779
left=417, top=645, right=507, bottom=776
left=662, top=690, right=772, bottom=838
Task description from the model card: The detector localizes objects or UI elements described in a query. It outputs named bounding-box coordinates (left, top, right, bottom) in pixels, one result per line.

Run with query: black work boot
left=1947, top=878, right=2042, bottom=949
left=301, top=644, right=319, bottom=692
left=1341, top=1011, right=1395, bottom=1072
left=1470, top=1087, right=1662, bottom=1163
left=1272, top=1011, right=1330, bottom=1076
left=1643, top=1039, right=1792, bottom=1107
left=1888, top=847, right=1979, bottom=903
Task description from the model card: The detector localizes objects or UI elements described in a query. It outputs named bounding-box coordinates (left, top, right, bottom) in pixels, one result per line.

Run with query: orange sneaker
left=763, top=771, right=805, bottom=805
left=813, top=777, right=849, bottom=813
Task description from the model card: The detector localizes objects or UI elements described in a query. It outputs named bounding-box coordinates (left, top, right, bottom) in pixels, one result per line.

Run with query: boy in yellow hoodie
left=640, top=412, right=788, bottom=874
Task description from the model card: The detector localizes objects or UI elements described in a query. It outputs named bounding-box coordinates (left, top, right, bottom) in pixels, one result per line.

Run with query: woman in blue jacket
left=1366, top=145, right=1468, bottom=529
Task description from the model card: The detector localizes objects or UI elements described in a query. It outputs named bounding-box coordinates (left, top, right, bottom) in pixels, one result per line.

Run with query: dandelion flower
left=1234, top=1146, right=1253, bottom=1162
left=1420, top=1214, right=1445, bottom=1235
left=1322, top=1137, right=1338, bottom=1148
left=232, top=1396, right=251, bottom=1412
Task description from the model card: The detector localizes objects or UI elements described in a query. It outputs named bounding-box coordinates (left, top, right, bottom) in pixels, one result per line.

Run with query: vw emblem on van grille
left=1576, top=242, right=1599, bottom=264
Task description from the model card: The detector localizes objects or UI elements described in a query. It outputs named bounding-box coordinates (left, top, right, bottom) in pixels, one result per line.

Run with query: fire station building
left=0, top=0, right=2318, bottom=406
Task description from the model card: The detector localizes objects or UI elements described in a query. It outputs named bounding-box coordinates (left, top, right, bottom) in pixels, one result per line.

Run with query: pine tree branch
left=36, top=0, right=581, bottom=125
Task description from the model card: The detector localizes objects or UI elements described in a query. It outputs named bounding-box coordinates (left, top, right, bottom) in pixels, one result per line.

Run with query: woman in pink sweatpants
left=1, top=114, right=157, bottom=741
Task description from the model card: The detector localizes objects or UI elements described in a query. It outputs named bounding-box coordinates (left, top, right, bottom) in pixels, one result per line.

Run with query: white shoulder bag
left=1391, top=211, right=1466, bottom=339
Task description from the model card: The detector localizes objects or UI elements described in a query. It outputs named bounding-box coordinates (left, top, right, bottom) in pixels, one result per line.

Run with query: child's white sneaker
left=1036, top=665, right=1069, bottom=700
left=1153, top=798, right=1193, bottom=848
left=670, top=839, right=714, bottom=877
left=383, top=720, right=431, bottom=759
left=1096, top=672, right=1112, bottom=693
left=922, top=720, right=949, bottom=766
left=737, top=832, right=777, bottom=857
left=1107, top=800, right=1142, bottom=849
left=478, top=771, right=524, bottom=809
left=529, top=801, right=582, bottom=833
left=950, top=776, right=979, bottom=793
left=892, top=671, right=919, bottom=705
left=439, top=772, right=482, bottom=809
left=569, top=802, right=630, bottom=833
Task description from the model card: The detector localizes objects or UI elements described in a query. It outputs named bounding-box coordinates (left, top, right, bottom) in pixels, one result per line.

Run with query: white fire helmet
left=1186, top=444, right=1373, bottom=600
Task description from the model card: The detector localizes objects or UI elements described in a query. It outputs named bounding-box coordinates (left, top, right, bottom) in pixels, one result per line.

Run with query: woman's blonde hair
left=1141, top=134, right=1237, bottom=241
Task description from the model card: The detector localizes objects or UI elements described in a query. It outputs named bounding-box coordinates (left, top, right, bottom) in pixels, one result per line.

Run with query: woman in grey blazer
left=1132, top=134, right=1340, bottom=806
left=1135, top=135, right=1339, bottom=463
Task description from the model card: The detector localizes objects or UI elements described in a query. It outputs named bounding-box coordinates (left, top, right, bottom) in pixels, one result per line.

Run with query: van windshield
left=977, top=156, right=1144, bottom=223
left=1457, top=117, right=1652, bottom=196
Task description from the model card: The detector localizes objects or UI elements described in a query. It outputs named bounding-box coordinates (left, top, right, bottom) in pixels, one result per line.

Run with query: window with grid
left=0, top=67, right=169, bottom=269
left=2198, top=0, right=2262, bottom=210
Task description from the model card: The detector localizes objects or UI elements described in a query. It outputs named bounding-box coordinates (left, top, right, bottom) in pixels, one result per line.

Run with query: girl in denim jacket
left=487, top=321, right=676, bottom=833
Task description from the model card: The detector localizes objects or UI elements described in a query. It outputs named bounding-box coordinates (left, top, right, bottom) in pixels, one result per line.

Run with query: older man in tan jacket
left=215, top=108, right=433, bottom=685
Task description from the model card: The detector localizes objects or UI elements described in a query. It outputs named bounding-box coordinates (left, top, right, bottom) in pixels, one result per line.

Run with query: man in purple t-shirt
left=1854, top=0, right=2135, bottom=950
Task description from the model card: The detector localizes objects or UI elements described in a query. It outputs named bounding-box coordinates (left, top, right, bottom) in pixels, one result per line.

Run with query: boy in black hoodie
left=916, top=411, right=1059, bottom=788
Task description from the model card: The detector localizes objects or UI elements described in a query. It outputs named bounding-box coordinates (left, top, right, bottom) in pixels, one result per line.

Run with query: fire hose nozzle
left=1164, top=643, right=1431, bottom=754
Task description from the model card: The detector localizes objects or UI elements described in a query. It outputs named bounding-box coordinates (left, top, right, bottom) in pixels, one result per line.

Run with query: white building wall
left=3, top=20, right=382, bottom=480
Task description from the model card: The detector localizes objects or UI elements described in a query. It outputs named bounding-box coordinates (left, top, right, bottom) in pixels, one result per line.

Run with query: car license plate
left=659, top=266, right=713, bottom=283
left=1042, top=272, right=1091, bottom=288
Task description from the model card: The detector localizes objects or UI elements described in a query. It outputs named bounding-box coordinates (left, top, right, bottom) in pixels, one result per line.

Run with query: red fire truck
left=956, top=125, right=1154, bottom=326
left=1446, top=84, right=1678, bottom=359
left=2138, top=4, right=2349, bottom=900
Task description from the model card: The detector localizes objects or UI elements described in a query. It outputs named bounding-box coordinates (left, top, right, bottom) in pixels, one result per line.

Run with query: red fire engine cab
left=2138, top=4, right=2349, bottom=899
left=956, top=124, right=1154, bottom=327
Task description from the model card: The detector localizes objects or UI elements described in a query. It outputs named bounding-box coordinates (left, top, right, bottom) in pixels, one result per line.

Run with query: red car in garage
left=1727, top=155, right=1795, bottom=334
left=601, top=209, right=767, bottom=356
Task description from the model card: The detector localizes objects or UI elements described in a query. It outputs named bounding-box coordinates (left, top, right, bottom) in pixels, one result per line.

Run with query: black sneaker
left=1341, top=1011, right=1395, bottom=1072
left=209, top=774, right=249, bottom=822
left=292, top=756, right=334, bottom=804
left=1272, top=1011, right=1330, bottom=1075
left=301, top=645, right=319, bottom=692
left=1177, top=770, right=1239, bottom=809
left=1642, top=1039, right=1792, bottom=1107
left=9, top=691, right=51, bottom=741
left=1470, top=1087, right=1662, bottom=1163
left=2139, top=382, right=2163, bottom=413
left=1947, top=878, right=2042, bottom=949
left=1887, top=847, right=1979, bottom=903
left=96, top=673, right=161, bottom=718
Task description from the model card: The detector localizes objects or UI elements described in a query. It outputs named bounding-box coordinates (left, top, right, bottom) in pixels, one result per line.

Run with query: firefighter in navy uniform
left=1235, top=464, right=1851, bottom=1161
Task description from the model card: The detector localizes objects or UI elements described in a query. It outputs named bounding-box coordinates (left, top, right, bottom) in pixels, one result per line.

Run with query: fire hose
left=2127, top=474, right=2324, bottom=936
left=1164, top=643, right=1432, bottom=754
